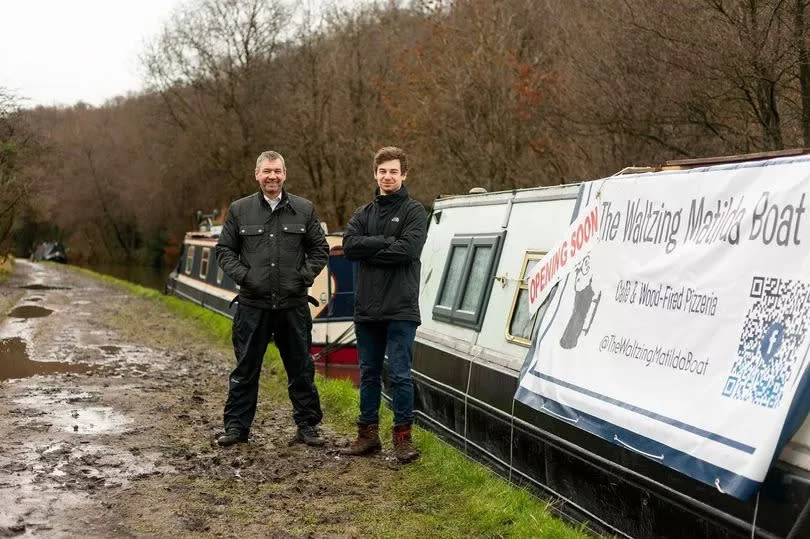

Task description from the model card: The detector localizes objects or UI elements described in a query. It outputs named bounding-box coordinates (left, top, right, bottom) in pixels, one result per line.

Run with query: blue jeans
left=355, top=320, right=418, bottom=426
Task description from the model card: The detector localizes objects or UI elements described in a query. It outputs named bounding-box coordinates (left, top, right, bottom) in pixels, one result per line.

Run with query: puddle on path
left=8, top=306, right=53, bottom=318
left=19, top=284, right=71, bottom=290
left=14, top=391, right=133, bottom=434
left=54, top=406, right=133, bottom=434
left=0, top=337, right=91, bottom=381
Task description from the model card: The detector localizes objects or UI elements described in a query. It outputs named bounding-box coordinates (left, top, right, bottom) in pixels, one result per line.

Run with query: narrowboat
left=392, top=149, right=810, bottom=538
left=30, top=242, right=67, bottom=263
left=165, top=224, right=357, bottom=368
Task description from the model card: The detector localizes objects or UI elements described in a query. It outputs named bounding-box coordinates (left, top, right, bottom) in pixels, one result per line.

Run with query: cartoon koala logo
left=560, top=255, right=602, bottom=349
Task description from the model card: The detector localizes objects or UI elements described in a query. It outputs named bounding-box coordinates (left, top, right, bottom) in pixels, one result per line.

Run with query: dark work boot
left=295, top=425, right=326, bottom=447
left=340, top=423, right=382, bottom=456
left=392, top=424, right=419, bottom=463
left=216, top=430, right=248, bottom=447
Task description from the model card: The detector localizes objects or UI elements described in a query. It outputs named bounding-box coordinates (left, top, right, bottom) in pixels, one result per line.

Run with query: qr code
left=722, top=277, right=810, bottom=408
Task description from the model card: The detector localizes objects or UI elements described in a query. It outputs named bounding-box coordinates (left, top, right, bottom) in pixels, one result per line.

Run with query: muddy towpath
left=0, top=261, right=404, bottom=538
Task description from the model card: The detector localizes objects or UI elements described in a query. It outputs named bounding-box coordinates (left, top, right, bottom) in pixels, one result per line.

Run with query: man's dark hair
left=373, top=146, right=408, bottom=175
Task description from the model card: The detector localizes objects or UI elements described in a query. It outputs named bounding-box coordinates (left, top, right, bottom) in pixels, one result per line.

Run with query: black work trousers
left=223, top=303, right=323, bottom=433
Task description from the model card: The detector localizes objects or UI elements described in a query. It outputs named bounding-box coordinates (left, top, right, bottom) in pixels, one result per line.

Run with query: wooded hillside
left=3, top=0, right=809, bottom=264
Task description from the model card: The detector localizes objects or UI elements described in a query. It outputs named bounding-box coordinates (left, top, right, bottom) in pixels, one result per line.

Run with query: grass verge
left=0, top=255, right=13, bottom=284
left=76, top=267, right=588, bottom=538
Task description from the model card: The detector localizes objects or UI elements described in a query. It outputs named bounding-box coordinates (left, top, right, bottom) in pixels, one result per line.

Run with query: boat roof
left=434, top=148, right=810, bottom=208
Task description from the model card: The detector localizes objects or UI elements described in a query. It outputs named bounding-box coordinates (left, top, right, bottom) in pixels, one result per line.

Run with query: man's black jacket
left=343, top=185, right=427, bottom=324
left=215, top=190, right=329, bottom=310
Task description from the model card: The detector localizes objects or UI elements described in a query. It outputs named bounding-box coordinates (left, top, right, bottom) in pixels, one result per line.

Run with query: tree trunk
left=796, top=0, right=810, bottom=145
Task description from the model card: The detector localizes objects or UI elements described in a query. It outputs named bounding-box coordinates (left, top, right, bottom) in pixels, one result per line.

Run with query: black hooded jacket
left=215, top=190, right=329, bottom=310
left=343, top=184, right=427, bottom=323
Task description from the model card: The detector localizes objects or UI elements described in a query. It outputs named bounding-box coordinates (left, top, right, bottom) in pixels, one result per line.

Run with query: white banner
left=526, top=202, right=599, bottom=315
left=516, top=155, right=810, bottom=500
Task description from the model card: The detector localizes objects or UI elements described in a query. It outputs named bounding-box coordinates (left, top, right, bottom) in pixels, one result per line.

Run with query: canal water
left=80, top=264, right=172, bottom=292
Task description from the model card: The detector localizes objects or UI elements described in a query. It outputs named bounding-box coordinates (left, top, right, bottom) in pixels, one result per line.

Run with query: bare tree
left=555, top=0, right=806, bottom=172
left=382, top=0, right=559, bottom=194
left=273, top=4, right=405, bottom=226
left=793, top=0, right=810, bottom=144
left=142, top=0, right=290, bottom=193
left=0, top=90, right=38, bottom=250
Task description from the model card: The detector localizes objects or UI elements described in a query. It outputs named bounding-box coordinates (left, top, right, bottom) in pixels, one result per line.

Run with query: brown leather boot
left=340, top=423, right=381, bottom=456
left=392, top=424, right=420, bottom=463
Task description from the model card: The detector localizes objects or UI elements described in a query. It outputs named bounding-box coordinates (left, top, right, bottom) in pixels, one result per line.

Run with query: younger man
left=342, top=147, right=427, bottom=462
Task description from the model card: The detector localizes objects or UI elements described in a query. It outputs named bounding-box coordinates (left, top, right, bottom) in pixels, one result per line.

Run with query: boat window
left=184, top=246, right=195, bottom=275
left=436, top=244, right=468, bottom=308
left=433, top=233, right=504, bottom=330
left=506, top=252, right=550, bottom=346
left=459, top=245, right=493, bottom=312
left=200, top=248, right=210, bottom=279
left=216, top=265, right=224, bottom=285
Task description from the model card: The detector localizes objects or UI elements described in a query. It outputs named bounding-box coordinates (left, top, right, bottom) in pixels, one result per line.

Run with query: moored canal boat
left=165, top=224, right=357, bottom=368
left=30, top=241, right=67, bottom=264
left=391, top=149, right=810, bottom=538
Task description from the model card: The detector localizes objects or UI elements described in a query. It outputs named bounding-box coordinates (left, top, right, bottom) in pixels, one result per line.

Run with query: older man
left=214, top=150, right=329, bottom=447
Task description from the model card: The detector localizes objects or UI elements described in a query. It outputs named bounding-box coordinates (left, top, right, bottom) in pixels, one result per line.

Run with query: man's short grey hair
left=255, top=150, right=286, bottom=171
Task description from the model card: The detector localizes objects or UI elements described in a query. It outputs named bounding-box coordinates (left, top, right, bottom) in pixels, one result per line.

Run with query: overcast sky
left=0, top=0, right=186, bottom=108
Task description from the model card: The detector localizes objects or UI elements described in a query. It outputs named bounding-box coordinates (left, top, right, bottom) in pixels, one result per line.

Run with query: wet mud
left=0, top=260, right=401, bottom=537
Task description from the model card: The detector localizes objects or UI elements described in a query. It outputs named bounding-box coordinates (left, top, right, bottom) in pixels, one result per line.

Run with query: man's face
left=375, top=159, right=406, bottom=195
left=255, top=158, right=286, bottom=198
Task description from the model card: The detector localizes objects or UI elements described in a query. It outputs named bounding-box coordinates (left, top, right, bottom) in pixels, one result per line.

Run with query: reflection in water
left=315, top=363, right=360, bottom=387
left=8, top=305, right=53, bottom=318
left=55, top=406, right=132, bottom=434
left=0, top=337, right=92, bottom=381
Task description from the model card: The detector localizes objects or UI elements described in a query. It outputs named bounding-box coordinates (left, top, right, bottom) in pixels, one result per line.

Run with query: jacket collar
left=257, top=189, right=297, bottom=214
left=374, top=184, right=408, bottom=205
